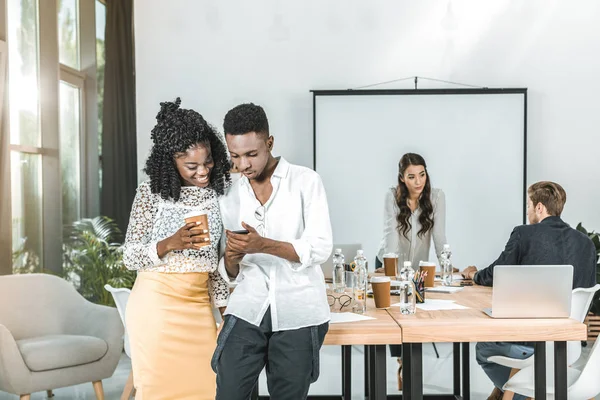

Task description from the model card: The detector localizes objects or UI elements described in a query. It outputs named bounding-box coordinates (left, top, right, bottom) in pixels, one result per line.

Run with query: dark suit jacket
left=474, top=216, right=597, bottom=289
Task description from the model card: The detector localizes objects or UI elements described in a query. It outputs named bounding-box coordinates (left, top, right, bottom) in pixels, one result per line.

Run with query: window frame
left=3, top=0, right=102, bottom=274
left=60, top=63, right=86, bottom=221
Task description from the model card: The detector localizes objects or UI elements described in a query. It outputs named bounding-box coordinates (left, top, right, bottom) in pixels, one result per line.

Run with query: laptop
left=483, top=265, right=573, bottom=318
left=321, top=244, right=363, bottom=280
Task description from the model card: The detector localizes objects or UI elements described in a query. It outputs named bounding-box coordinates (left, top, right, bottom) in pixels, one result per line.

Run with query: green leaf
left=59, top=215, right=135, bottom=306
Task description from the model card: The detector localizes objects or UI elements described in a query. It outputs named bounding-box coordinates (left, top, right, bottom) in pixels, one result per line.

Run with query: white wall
left=135, top=0, right=600, bottom=235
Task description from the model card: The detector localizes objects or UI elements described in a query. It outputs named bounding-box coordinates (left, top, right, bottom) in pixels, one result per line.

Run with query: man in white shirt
left=211, top=103, right=333, bottom=400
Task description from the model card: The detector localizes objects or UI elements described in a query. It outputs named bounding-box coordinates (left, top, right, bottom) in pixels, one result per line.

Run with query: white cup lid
left=184, top=211, right=208, bottom=219
left=383, top=253, right=398, bottom=258
left=419, top=260, right=435, bottom=266
left=371, top=276, right=391, bottom=283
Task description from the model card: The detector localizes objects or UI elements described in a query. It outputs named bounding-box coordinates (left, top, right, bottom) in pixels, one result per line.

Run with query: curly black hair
left=144, top=98, right=231, bottom=201
left=223, top=103, right=269, bottom=136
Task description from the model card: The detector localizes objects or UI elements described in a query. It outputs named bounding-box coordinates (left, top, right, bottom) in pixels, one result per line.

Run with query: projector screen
left=314, top=89, right=526, bottom=271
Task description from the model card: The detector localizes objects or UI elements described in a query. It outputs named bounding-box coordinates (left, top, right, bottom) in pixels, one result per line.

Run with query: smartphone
left=451, top=281, right=473, bottom=287
left=231, top=229, right=249, bottom=235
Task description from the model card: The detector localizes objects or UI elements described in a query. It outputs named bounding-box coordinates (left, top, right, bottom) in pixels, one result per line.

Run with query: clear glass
left=353, top=253, right=368, bottom=314
left=7, top=0, right=41, bottom=147
left=59, top=81, right=81, bottom=225
left=441, top=247, right=454, bottom=286
left=96, top=0, right=106, bottom=189
left=58, top=0, right=80, bottom=69
left=344, top=271, right=355, bottom=290
left=344, top=271, right=356, bottom=310
left=332, top=249, right=346, bottom=293
left=396, top=252, right=406, bottom=281
left=399, top=281, right=417, bottom=315
left=11, top=151, right=43, bottom=273
left=333, top=264, right=346, bottom=293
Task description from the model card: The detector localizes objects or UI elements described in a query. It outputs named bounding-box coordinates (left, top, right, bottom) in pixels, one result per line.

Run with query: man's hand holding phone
left=226, top=222, right=264, bottom=255
left=223, top=223, right=261, bottom=277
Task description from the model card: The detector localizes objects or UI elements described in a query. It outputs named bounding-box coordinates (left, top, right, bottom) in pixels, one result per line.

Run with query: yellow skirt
left=126, top=272, right=217, bottom=400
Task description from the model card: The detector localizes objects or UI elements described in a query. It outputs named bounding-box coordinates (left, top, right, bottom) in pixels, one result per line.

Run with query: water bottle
left=441, top=244, right=453, bottom=286
left=332, top=248, right=346, bottom=293
left=398, top=260, right=417, bottom=314
left=353, top=250, right=368, bottom=314
left=399, top=280, right=416, bottom=314
left=400, top=260, right=415, bottom=282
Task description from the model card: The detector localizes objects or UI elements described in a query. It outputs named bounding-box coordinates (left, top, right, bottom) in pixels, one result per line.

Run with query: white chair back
left=571, top=284, right=600, bottom=321
left=104, top=284, right=132, bottom=358
left=566, top=284, right=600, bottom=365
left=569, top=333, right=600, bottom=399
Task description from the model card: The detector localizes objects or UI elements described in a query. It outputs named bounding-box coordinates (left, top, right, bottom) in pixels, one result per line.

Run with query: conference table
left=252, top=297, right=402, bottom=400
left=253, top=284, right=587, bottom=400
left=323, top=298, right=402, bottom=400
left=390, top=285, right=587, bottom=400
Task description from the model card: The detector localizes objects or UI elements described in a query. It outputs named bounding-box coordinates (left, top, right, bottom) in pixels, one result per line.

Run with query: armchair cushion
left=16, top=335, right=108, bottom=372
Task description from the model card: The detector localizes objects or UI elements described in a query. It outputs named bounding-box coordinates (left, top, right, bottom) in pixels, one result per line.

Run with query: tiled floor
left=0, top=342, right=592, bottom=399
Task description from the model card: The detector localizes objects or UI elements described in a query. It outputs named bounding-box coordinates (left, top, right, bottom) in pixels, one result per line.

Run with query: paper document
left=425, top=286, right=464, bottom=293
left=391, top=299, right=453, bottom=306
left=391, top=299, right=469, bottom=311
left=329, top=312, right=376, bottom=324
left=434, top=274, right=465, bottom=282
left=416, top=299, right=469, bottom=311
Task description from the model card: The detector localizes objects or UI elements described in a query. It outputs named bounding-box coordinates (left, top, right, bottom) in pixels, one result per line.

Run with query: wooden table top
left=324, top=298, right=402, bottom=345
left=386, top=284, right=588, bottom=343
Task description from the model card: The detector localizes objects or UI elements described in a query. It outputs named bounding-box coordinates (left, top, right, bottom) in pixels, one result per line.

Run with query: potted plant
left=576, top=223, right=600, bottom=341
left=62, top=216, right=136, bottom=306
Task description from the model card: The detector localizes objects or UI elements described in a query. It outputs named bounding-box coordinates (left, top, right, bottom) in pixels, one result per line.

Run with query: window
left=58, top=0, right=83, bottom=226
left=58, top=0, right=80, bottom=69
left=7, top=0, right=104, bottom=273
left=10, top=151, right=43, bottom=272
left=8, top=0, right=43, bottom=271
left=59, top=70, right=84, bottom=225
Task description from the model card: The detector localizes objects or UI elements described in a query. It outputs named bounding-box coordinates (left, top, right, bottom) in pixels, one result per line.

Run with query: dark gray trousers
left=211, top=308, right=328, bottom=400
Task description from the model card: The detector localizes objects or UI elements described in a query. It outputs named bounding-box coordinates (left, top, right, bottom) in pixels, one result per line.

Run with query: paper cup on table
left=419, top=261, right=436, bottom=288
left=184, top=211, right=210, bottom=248
left=383, top=253, right=398, bottom=277
left=371, top=276, right=391, bottom=308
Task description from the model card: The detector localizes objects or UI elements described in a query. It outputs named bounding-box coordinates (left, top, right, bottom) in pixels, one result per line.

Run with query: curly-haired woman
left=123, top=98, right=231, bottom=399
left=376, top=152, right=447, bottom=390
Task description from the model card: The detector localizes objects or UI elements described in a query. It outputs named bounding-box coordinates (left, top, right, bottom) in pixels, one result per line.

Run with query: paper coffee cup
left=383, top=253, right=398, bottom=277
left=418, top=262, right=436, bottom=288
left=371, top=276, right=391, bottom=308
left=184, top=211, right=210, bottom=248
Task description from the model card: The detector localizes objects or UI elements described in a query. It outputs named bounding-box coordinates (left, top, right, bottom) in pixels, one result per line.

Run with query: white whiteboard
left=314, top=91, right=526, bottom=270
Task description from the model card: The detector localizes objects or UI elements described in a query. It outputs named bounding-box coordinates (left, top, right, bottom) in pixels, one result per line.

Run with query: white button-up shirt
left=218, top=157, right=333, bottom=331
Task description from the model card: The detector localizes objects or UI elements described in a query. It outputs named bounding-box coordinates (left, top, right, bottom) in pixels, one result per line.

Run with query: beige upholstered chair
left=0, top=274, right=124, bottom=400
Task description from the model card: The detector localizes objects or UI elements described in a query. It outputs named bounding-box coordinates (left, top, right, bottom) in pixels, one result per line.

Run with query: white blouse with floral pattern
left=123, top=181, right=228, bottom=307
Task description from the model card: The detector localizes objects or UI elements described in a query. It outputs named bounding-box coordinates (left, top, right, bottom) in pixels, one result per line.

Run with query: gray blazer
left=377, top=187, right=447, bottom=267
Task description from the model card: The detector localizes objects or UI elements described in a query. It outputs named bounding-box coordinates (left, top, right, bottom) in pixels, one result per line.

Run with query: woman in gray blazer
left=375, top=152, right=448, bottom=390
left=377, top=153, right=447, bottom=269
